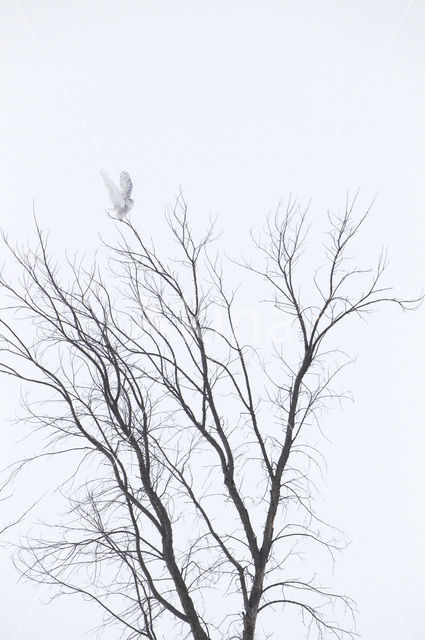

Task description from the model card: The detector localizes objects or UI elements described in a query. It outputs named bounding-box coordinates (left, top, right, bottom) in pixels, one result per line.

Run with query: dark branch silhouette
left=0, top=194, right=418, bottom=640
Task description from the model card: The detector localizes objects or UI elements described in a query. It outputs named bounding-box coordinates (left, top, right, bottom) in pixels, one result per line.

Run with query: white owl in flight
left=100, top=170, right=134, bottom=220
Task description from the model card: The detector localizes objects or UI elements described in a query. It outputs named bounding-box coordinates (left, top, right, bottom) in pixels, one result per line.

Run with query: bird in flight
left=100, top=170, right=134, bottom=220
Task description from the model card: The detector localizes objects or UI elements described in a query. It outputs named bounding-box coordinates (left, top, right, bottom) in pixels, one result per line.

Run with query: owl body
left=100, top=170, right=134, bottom=219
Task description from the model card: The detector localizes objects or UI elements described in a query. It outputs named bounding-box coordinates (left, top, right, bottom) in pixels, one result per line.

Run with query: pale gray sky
left=0, top=1, right=424, bottom=639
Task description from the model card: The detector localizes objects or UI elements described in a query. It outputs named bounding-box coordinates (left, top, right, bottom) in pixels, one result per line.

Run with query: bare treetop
left=0, top=195, right=418, bottom=640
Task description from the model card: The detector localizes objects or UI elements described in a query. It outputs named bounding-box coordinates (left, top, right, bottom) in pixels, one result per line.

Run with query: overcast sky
left=0, top=1, right=424, bottom=639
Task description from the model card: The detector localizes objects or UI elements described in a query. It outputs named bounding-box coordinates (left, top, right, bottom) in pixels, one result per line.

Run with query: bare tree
left=0, top=195, right=417, bottom=640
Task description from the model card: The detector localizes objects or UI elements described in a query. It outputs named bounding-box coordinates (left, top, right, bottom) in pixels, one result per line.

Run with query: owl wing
left=120, top=171, right=133, bottom=198
left=100, top=170, right=125, bottom=208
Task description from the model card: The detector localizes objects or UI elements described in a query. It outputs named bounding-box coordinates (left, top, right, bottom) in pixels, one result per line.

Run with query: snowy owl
left=100, top=170, right=134, bottom=220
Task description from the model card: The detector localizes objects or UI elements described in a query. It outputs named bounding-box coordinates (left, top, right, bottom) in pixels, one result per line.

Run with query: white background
left=0, top=1, right=424, bottom=638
